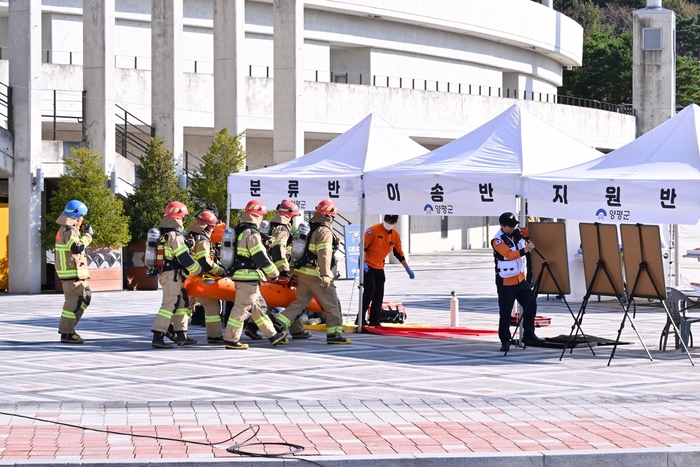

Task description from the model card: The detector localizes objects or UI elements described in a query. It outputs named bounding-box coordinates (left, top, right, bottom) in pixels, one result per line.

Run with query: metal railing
left=115, top=104, right=155, bottom=164
left=183, top=150, right=204, bottom=187
left=37, top=49, right=635, bottom=116
left=0, top=82, right=11, bottom=131
left=41, top=89, right=85, bottom=141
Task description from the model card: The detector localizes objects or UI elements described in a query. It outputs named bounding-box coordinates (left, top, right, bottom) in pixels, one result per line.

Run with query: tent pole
left=674, top=224, right=680, bottom=286
left=357, top=180, right=366, bottom=333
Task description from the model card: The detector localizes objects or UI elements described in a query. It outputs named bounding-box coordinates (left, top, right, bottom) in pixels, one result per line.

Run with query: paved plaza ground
left=0, top=250, right=699, bottom=466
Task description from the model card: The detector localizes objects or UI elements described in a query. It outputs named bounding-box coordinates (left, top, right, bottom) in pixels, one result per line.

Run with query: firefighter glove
left=406, top=267, right=415, bottom=280
left=83, top=224, right=94, bottom=236
left=320, top=275, right=332, bottom=288
left=270, top=275, right=279, bottom=283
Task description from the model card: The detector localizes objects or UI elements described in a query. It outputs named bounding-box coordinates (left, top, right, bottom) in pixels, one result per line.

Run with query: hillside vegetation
left=555, top=0, right=700, bottom=106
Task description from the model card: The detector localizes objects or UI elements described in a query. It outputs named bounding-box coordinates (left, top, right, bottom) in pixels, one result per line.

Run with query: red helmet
left=195, top=210, right=218, bottom=227
left=315, top=199, right=338, bottom=217
left=244, top=199, right=268, bottom=217
left=165, top=201, right=188, bottom=218
left=276, top=199, right=301, bottom=219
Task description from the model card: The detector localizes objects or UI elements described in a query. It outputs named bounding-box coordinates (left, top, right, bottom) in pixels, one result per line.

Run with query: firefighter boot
left=165, top=324, right=177, bottom=343
left=291, top=331, right=313, bottom=339
left=269, top=331, right=287, bottom=347
left=61, top=333, right=84, bottom=344
left=327, top=333, right=351, bottom=345
left=175, top=331, right=197, bottom=346
left=224, top=340, right=249, bottom=350
left=152, top=331, right=173, bottom=349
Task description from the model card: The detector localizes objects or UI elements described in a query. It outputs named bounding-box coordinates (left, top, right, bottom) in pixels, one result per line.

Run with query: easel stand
left=504, top=247, right=595, bottom=356
left=610, top=225, right=694, bottom=366
left=565, top=223, right=652, bottom=363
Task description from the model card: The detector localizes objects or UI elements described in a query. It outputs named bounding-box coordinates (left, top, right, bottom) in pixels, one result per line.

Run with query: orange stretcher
left=183, top=275, right=325, bottom=312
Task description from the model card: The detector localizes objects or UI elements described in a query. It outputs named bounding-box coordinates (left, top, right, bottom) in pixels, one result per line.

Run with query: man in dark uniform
left=491, top=212, right=545, bottom=351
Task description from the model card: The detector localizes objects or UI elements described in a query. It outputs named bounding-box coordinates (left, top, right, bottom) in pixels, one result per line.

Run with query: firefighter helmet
left=164, top=201, right=188, bottom=219
left=315, top=199, right=338, bottom=217
left=276, top=199, right=301, bottom=219
left=63, top=200, right=88, bottom=219
left=244, top=199, right=268, bottom=217
left=195, top=210, right=219, bottom=227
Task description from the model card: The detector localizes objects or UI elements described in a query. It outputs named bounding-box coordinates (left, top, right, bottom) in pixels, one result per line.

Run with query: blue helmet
left=63, top=200, right=88, bottom=219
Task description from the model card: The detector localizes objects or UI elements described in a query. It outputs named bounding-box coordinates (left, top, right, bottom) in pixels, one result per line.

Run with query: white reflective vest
left=492, top=228, right=525, bottom=279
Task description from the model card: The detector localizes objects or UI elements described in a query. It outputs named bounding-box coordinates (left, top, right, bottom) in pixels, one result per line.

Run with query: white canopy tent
left=363, top=104, right=604, bottom=216
left=525, top=104, right=700, bottom=225
left=526, top=104, right=700, bottom=289
left=227, top=113, right=428, bottom=212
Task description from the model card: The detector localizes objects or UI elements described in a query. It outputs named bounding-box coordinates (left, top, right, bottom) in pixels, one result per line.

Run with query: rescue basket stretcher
left=183, top=275, right=325, bottom=313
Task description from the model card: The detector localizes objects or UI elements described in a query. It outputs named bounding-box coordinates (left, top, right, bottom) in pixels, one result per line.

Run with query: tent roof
left=530, top=104, right=700, bottom=181
left=240, top=113, right=427, bottom=178
left=366, top=104, right=602, bottom=178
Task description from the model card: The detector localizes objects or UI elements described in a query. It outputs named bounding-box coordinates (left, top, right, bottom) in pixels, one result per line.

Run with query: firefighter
left=492, top=212, right=545, bottom=351
left=187, top=210, right=225, bottom=344
left=360, top=214, right=414, bottom=327
left=223, top=199, right=287, bottom=349
left=151, top=201, right=203, bottom=349
left=275, top=199, right=350, bottom=345
left=267, top=199, right=311, bottom=339
left=55, top=199, right=92, bottom=344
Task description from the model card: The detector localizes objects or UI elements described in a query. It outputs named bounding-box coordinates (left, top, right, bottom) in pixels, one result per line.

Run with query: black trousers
left=496, top=276, right=537, bottom=344
left=362, top=266, right=386, bottom=326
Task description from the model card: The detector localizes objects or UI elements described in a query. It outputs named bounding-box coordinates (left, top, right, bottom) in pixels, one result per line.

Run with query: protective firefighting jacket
left=187, top=220, right=223, bottom=279
left=296, top=212, right=336, bottom=278
left=268, top=213, right=293, bottom=273
left=55, top=213, right=92, bottom=280
left=158, top=216, right=201, bottom=277
left=231, top=213, right=279, bottom=282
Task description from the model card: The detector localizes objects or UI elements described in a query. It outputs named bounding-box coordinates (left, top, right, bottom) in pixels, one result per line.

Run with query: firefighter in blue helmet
left=55, top=200, right=92, bottom=344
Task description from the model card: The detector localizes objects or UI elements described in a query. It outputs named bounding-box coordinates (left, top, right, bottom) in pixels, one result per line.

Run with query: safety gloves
left=406, top=267, right=415, bottom=279
left=320, top=275, right=332, bottom=288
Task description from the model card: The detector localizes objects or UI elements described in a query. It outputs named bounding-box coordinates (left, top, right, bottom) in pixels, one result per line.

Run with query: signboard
left=344, top=224, right=362, bottom=279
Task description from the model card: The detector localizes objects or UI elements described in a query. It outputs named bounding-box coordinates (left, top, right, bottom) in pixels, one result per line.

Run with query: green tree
left=127, top=138, right=190, bottom=243
left=677, top=55, right=700, bottom=107
left=188, top=128, right=246, bottom=225
left=561, top=29, right=633, bottom=103
left=42, top=147, right=131, bottom=250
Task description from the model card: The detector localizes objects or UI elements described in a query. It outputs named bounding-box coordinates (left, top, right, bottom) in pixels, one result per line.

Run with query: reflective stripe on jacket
left=55, top=225, right=92, bottom=280
left=232, top=227, right=279, bottom=282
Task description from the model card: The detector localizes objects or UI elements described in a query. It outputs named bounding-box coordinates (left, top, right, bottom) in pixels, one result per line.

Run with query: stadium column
left=151, top=0, right=185, bottom=186
left=8, top=0, right=42, bottom=294
left=273, top=0, right=304, bottom=164
left=214, top=0, right=246, bottom=150
left=83, top=0, right=116, bottom=174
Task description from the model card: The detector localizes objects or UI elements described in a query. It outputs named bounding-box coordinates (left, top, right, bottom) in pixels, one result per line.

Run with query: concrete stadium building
left=0, top=0, right=636, bottom=293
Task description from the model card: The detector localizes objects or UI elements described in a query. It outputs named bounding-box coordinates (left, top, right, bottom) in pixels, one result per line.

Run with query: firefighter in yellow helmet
left=187, top=210, right=225, bottom=344
left=55, top=200, right=92, bottom=344
left=151, top=201, right=203, bottom=349
left=223, top=199, right=287, bottom=349
left=275, top=199, right=350, bottom=345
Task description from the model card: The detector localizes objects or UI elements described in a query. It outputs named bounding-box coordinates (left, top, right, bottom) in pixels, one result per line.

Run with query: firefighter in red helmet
left=223, top=200, right=287, bottom=349
left=187, top=210, right=226, bottom=343
left=151, top=201, right=203, bottom=349
left=275, top=199, right=350, bottom=345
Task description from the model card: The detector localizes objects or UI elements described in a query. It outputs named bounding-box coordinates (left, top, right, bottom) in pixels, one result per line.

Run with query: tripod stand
left=609, top=224, right=694, bottom=366
left=563, top=223, right=639, bottom=361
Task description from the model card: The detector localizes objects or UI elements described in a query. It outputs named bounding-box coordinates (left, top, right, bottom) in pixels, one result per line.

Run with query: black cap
left=384, top=214, right=399, bottom=224
left=499, top=212, right=519, bottom=227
